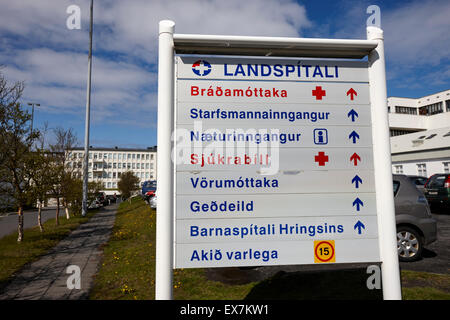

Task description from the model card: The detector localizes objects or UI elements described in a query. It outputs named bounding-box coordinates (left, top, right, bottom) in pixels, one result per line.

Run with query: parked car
left=96, top=192, right=108, bottom=206
left=106, top=194, right=117, bottom=205
left=423, top=173, right=450, bottom=210
left=393, top=174, right=437, bottom=262
left=88, top=199, right=101, bottom=209
left=407, top=175, right=428, bottom=192
left=149, top=193, right=157, bottom=209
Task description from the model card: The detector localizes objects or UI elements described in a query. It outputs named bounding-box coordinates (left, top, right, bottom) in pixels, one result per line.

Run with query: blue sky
left=0, top=0, right=448, bottom=148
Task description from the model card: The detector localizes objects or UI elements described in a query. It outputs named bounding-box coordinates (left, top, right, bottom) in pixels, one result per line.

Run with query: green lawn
left=90, top=198, right=450, bottom=300
left=0, top=209, right=96, bottom=290
left=89, top=197, right=255, bottom=300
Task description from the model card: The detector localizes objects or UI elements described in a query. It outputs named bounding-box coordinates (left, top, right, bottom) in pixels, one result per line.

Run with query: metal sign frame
left=156, top=20, right=401, bottom=300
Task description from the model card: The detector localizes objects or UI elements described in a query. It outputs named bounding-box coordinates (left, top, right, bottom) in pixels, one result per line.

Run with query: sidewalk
left=0, top=204, right=117, bottom=300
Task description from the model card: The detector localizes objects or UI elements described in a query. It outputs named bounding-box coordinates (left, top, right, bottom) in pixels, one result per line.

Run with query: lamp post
left=82, top=0, right=94, bottom=217
left=27, top=102, right=40, bottom=133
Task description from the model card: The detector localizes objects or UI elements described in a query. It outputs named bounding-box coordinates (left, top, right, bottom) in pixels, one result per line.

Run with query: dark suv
left=393, top=174, right=437, bottom=262
left=423, top=173, right=450, bottom=210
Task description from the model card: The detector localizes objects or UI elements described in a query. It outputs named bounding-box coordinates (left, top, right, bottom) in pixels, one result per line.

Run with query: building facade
left=388, top=89, right=450, bottom=136
left=388, top=89, right=450, bottom=177
left=68, top=146, right=157, bottom=195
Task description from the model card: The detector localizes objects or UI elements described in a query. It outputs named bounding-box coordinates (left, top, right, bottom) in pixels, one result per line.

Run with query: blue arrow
left=347, top=109, right=359, bottom=122
left=352, top=175, right=363, bottom=188
left=353, top=197, right=364, bottom=211
left=349, top=130, right=360, bottom=144
left=354, top=220, right=365, bottom=234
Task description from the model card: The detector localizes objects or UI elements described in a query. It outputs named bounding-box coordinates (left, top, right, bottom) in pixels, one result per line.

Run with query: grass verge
left=90, top=198, right=449, bottom=300
left=90, top=197, right=255, bottom=300
left=0, top=209, right=96, bottom=290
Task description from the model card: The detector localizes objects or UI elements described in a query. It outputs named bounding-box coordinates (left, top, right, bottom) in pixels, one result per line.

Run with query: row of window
left=89, top=171, right=154, bottom=180
left=394, top=162, right=450, bottom=176
left=70, top=152, right=155, bottom=161
left=390, top=100, right=450, bottom=116
left=68, top=162, right=155, bottom=170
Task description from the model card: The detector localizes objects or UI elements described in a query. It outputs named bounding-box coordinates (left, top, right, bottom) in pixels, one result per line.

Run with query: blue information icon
left=314, top=128, right=328, bottom=145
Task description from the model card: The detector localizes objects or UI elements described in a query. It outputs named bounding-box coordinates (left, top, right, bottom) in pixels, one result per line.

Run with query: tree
left=117, top=171, right=139, bottom=202
left=0, top=70, right=39, bottom=241
left=48, top=127, right=78, bottom=225
left=27, top=123, right=53, bottom=232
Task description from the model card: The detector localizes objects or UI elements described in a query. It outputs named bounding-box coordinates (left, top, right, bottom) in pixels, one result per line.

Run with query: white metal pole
left=367, top=26, right=402, bottom=300
left=155, top=20, right=175, bottom=300
left=82, top=0, right=93, bottom=217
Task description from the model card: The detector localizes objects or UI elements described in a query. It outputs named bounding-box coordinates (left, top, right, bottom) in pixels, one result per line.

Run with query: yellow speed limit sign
left=314, top=240, right=336, bottom=263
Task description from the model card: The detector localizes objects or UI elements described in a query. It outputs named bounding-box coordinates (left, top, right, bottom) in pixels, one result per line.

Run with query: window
left=394, top=165, right=403, bottom=174
left=395, top=106, right=417, bottom=115
left=425, top=134, right=437, bottom=139
left=428, top=175, right=446, bottom=188
left=146, top=154, right=149, bottom=160
left=137, top=154, right=140, bottom=160
left=444, top=162, right=450, bottom=174
left=417, top=163, right=427, bottom=177
left=419, top=102, right=443, bottom=115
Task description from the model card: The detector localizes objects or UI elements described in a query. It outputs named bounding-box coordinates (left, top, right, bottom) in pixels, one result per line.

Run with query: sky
left=0, top=0, right=449, bottom=148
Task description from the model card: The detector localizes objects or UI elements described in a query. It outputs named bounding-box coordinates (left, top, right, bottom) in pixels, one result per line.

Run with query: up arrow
left=351, top=175, right=363, bottom=188
left=347, top=109, right=358, bottom=122
left=353, top=197, right=364, bottom=211
left=354, top=220, right=365, bottom=234
left=350, top=153, right=361, bottom=166
left=349, top=131, right=360, bottom=144
left=347, top=88, right=357, bottom=100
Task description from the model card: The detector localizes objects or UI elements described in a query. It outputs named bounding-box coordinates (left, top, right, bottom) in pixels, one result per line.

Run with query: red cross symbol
left=314, top=151, right=329, bottom=166
left=312, top=86, right=326, bottom=100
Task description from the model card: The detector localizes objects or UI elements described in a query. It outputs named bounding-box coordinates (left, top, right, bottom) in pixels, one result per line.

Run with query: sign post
left=366, top=26, right=402, bottom=300
left=155, top=20, right=175, bottom=300
left=156, top=20, right=401, bottom=300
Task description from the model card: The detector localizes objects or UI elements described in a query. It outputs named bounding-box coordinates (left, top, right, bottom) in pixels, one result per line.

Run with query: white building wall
left=392, top=159, right=450, bottom=177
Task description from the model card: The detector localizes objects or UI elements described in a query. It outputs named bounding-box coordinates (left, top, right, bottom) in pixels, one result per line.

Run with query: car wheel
left=397, top=226, right=423, bottom=262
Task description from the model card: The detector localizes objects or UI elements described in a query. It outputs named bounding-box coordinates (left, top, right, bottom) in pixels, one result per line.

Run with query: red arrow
left=350, top=152, right=361, bottom=166
left=347, top=88, right=357, bottom=100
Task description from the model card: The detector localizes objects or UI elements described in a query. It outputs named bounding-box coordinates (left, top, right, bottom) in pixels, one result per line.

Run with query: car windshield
left=429, top=175, right=446, bottom=188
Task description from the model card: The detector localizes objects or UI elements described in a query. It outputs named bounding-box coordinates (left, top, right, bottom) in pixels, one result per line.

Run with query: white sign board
left=173, top=56, right=380, bottom=268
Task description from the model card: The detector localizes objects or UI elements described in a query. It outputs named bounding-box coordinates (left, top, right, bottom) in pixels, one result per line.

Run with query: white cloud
left=0, top=0, right=310, bottom=120
left=382, top=0, right=450, bottom=66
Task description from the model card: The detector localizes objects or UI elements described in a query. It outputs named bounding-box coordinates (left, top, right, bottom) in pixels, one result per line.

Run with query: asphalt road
left=0, top=208, right=66, bottom=239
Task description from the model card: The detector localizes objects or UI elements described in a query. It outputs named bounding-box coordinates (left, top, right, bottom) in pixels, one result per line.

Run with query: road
left=0, top=208, right=67, bottom=239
